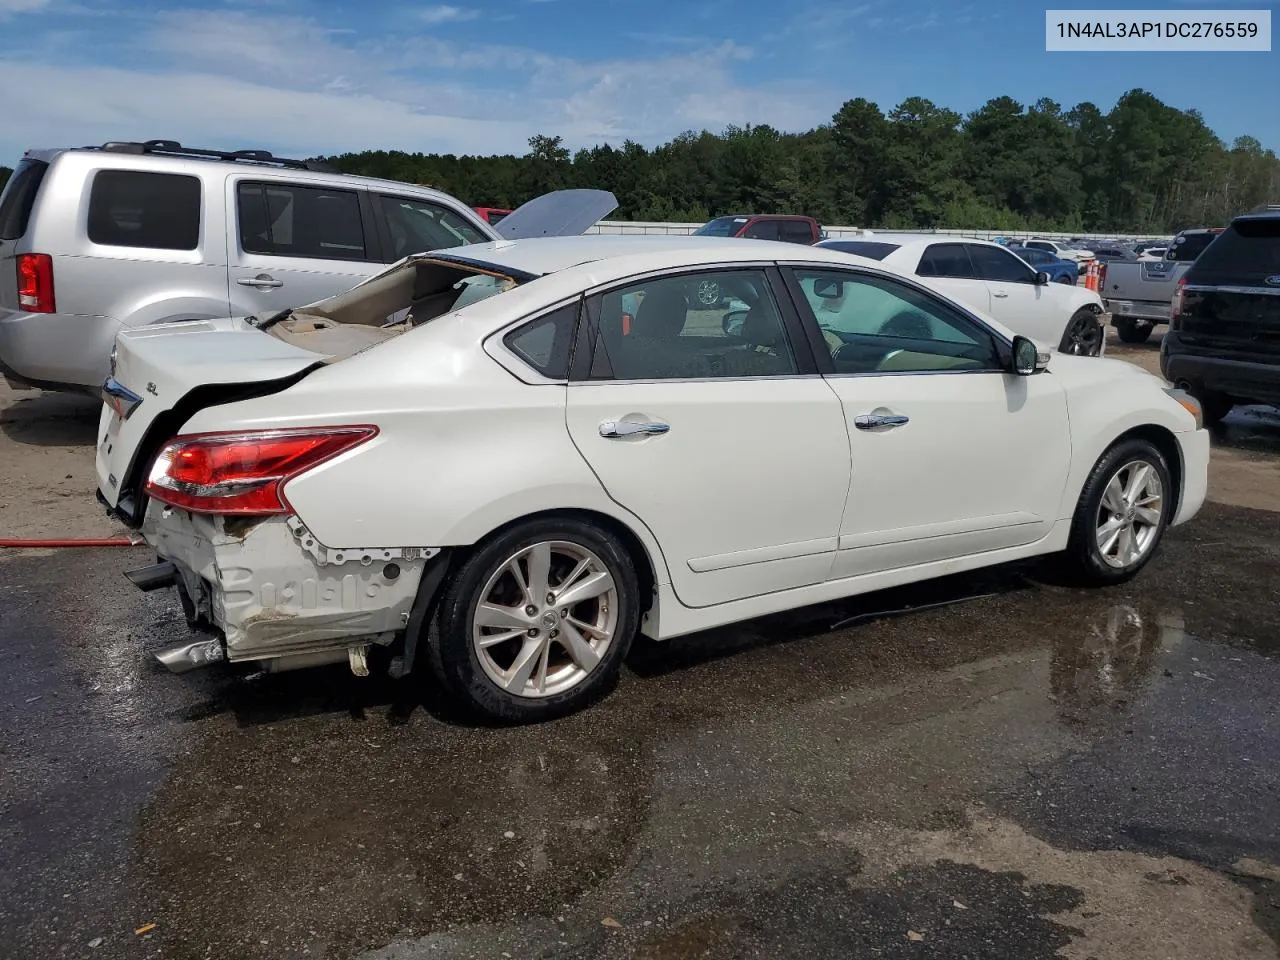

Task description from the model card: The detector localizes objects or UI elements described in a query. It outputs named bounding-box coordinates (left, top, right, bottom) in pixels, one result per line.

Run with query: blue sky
left=0, top=0, right=1276, bottom=163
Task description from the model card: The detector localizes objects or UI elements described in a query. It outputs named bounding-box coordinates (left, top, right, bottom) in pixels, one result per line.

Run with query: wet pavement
left=2, top=496, right=1278, bottom=960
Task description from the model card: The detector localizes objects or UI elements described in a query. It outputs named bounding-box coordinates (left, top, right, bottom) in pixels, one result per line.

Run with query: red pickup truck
left=693, top=214, right=824, bottom=244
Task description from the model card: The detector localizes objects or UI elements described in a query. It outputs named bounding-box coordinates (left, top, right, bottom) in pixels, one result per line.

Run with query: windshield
left=694, top=216, right=747, bottom=237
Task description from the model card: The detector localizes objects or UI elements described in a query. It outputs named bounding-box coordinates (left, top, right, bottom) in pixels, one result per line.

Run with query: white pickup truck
left=1102, top=227, right=1224, bottom=343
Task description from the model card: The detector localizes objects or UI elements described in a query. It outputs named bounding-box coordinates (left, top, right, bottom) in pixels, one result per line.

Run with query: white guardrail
left=585, top=221, right=1161, bottom=242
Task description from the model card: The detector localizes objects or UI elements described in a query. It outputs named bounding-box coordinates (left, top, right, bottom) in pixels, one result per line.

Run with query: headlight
left=1164, top=387, right=1203, bottom=430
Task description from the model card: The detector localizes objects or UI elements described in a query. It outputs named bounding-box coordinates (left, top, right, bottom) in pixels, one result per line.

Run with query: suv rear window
left=0, top=159, right=50, bottom=240
left=1187, top=218, right=1280, bottom=283
left=88, top=170, right=201, bottom=250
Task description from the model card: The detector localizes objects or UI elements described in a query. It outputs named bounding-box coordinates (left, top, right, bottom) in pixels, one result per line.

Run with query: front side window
left=379, top=195, right=488, bottom=260
left=238, top=182, right=367, bottom=261
left=587, top=270, right=797, bottom=381
left=966, top=244, right=1036, bottom=283
left=87, top=170, right=201, bottom=250
left=916, top=243, right=974, bottom=279
left=791, top=268, right=1000, bottom=374
left=743, top=220, right=780, bottom=240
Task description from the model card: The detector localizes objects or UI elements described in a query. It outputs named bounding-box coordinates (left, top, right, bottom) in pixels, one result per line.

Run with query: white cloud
left=0, top=7, right=840, bottom=161
left=419, top=4, right=480, bottom=24
left=0, top=0, right=51, bottom=14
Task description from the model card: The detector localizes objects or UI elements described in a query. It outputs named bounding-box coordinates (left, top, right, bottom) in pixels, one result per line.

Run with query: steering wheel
left=878, top=310, right=932, bottom=340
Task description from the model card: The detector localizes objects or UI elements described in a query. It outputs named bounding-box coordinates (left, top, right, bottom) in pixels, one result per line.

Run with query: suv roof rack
left=95, top=140, right=337, bottom=173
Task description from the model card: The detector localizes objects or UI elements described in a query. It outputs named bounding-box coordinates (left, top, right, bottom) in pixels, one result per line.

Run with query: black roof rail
left=97, top=140, right=336, bottom=173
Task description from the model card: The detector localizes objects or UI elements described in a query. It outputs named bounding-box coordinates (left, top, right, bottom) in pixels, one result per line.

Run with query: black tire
left=1063, top=438, right=1172, bottom=586
left=1114, top=318, right=1153, bottom=344
left=1059, top=308, right=1104, bottom=356
left=426, top=517, right=640, bottom=723
left=1054, top=273, right=1075, bottom=285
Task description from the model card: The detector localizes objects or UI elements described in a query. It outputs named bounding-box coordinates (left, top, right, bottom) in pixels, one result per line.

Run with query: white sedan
left=96, top=236, right=1209, bottom=722
left=818, top=235, right=1106, bottom=356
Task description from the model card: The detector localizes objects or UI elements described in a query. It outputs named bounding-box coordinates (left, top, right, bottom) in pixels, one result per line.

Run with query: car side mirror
left=1011, top=336, right=1047, bottom=376
left=1034, top=271, right=1050, bottom=286
left=812, top=278, right=843, bottom=299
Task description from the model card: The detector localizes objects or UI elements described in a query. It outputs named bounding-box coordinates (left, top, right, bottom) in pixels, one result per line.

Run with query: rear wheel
left=1114, top=317, right=1154, bottom=344
left=1064, top=439, right=1172, bottom=585
left=1060, top=308, right=1104, bottom=356
left=1054, top=273, right=1075, bottom=285
left=426, top=518, right=640, bottom=723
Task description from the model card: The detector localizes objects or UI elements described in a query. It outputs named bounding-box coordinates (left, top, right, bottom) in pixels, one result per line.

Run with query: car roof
left=823, top=234, right=1005, bottom=250
left=27, top=144, right=472, bottom=206
left=422, top=234, right=881, bottom=278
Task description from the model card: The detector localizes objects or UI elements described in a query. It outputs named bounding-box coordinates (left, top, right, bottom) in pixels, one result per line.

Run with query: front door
left=784, top=265, right=1072, bottom=579
left=226, top=178, right=381, bottom=319
left=564, top=266, right=851, bottom=609
left=964, top=243, right=1066, bottom=348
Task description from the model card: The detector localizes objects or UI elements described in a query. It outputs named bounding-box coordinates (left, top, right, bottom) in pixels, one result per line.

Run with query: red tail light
left=145, top=427, right=377, bottom=515
left=1170, top=276, right=1187, bottom=318
left=16, top=253, right=55, bottom=313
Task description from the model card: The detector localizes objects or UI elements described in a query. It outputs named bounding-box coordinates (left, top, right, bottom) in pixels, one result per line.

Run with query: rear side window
left=503, top=302, right=579, bottom=379
left=0, top=159, right=49, bottom=240
left=88, top=170, right=201, bottom=250
left=238, top=182, right=367, bottom=261
left=1187, top=219, right=1280, bottom=282
left=917, top=243, right=974, bottom=278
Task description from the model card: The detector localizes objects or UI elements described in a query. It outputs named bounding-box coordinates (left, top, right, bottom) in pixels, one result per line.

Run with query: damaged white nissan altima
left=96, top=234, right=1210, bottom=722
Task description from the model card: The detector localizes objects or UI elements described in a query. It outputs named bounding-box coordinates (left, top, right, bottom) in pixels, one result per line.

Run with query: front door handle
left=854, top=413, right=909, bottom=430
left=599, top=419, right=670, bottom=439
left=992, top=289, right=1009, bottom=299
left=236, top=274, right=283, bottom=289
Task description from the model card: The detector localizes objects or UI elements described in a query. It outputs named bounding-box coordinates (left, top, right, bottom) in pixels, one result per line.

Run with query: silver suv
left=0, top=140, right=614, bottom=393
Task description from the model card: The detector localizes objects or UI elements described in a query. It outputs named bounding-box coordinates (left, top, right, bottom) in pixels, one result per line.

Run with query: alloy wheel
left=695, top=279, right=720, bottom=306
left=471, top=541, right=619, bottom=698
left=1064, top=314, right=1103, bottom=356
left=1094, top=460, right=1164, bottom=569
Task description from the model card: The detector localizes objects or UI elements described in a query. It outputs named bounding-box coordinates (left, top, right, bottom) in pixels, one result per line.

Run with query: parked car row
left=0, top=138, right=1231, bottom=723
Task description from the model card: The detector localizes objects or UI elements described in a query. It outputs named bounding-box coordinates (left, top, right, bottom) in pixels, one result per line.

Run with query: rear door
left=372, top=192, right=491, bottom=262
left=564, top=265, right=850, bottom=609
left=913, top=243, right=993, bottom=317
left=227, top=178, right=383, bottom=319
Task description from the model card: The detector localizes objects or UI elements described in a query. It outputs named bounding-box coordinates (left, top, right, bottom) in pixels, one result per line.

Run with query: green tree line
left=3, top=89, right=1276, bottom=234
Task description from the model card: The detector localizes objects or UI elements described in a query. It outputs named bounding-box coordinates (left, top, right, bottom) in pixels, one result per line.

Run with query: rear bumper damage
left=133, top=502, right=437, bottom=673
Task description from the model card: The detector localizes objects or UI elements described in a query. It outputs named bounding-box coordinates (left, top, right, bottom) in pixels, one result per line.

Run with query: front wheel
left=1059, top=308, right=1104, bottom=356
left=426, top=518, right=640, bottom=722
left=1063, top=439, right=1172, bottom=585
left=1114, top=317, right=1153, bottom=344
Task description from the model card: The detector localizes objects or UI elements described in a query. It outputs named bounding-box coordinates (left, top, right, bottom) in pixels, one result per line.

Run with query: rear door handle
left=599, top=419, right=670, bottom=438
left=992, top=289, right=1009, bottom=298
left=854, top=414, right=909, bottom=430
left=236, top=274, right=283, bottom=289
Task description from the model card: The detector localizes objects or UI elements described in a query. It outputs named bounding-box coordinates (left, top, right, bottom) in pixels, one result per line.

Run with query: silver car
left=0, top=139, right=615, bottom=393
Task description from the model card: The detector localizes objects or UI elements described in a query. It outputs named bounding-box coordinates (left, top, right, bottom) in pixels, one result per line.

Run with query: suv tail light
left=16, top=253, right=55, bottom=313
left=145, top=426, right=377, bottom=515
left=1170, top=276, right=1187, bottom=319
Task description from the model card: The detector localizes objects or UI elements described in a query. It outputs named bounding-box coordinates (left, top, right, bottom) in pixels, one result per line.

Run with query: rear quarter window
left=0, top=159, right=49, bottom=240
left=821, top=241, right=900, bottom=260
left=1186, top=220, right=1280, bottom=284
left=88, top=170, right=201, bottom=250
